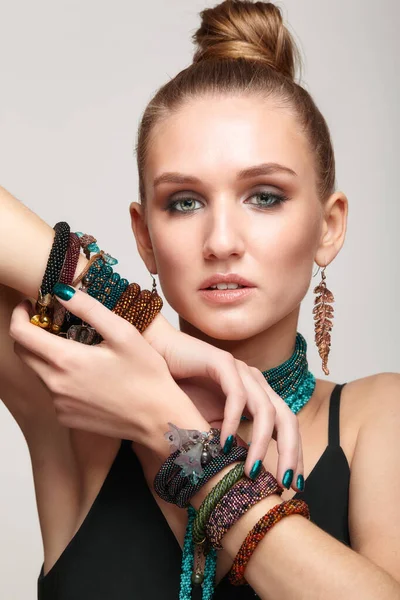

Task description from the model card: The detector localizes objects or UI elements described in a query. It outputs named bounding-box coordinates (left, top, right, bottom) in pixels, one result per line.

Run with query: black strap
left=328, top=383, right=347, bottom=447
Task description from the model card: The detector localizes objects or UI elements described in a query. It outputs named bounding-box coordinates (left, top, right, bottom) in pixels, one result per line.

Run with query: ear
left=129, top=202, right=157, bottom=274
left=315, top=191, right=348, bottom=267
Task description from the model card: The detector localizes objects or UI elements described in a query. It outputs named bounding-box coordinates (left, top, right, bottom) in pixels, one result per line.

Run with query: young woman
left=1, top=1, right=399, bottom=598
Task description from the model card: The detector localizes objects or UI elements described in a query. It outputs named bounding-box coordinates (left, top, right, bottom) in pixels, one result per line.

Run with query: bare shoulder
left=346, top=373, right=400, bottom=578
left=312, top=373, right=400, bottom=475
left=343, top=372, right=400, bottom=425
left=336, top=372, right=399, bottom=465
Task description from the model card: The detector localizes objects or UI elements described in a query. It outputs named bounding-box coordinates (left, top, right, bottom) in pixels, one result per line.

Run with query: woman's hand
left=9, top=291, right=208, bottom=455
left=145, top=320, right=303, bottom=492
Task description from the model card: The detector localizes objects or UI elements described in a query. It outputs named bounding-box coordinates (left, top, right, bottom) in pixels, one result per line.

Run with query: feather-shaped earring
left=313, top=266, right=335, bottom=376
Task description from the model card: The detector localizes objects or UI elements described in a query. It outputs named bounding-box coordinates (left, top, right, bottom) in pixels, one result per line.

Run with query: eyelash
left=165, top=191, right=289, bottom=214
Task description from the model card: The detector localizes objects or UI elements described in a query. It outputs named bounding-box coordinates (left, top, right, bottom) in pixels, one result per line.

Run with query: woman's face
left=140, top=95, right=324, bottom=341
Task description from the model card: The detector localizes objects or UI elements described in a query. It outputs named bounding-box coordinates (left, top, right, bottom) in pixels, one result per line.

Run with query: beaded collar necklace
left=262, top=331, right=316, bottom=414
left=180, top=332, right=316, bottom=600
left=241, top=331, right=316, bottom=419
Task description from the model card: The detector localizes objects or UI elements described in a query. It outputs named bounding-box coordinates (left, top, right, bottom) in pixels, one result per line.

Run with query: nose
left=202, top=200, right=246, bottom=262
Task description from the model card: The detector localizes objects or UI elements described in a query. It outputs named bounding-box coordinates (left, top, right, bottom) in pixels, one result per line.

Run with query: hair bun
left=192, top=0, right=300, bottom=80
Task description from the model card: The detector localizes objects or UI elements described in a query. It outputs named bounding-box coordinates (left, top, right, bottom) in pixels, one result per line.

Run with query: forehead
left=145, top=95, right=314, bottom=189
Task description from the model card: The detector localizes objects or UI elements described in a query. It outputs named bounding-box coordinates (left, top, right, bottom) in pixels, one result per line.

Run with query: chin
left=185, top=314, right=264, bottom=342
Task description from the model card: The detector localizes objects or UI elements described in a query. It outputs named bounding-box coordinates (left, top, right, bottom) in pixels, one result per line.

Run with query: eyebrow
left=153, top=162, right=298, bottom=188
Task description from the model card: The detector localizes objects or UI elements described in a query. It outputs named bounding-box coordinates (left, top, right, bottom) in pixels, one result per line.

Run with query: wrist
left=142, top=311, right=175, bottom=352
left=145, top=385, right=210, bottom=460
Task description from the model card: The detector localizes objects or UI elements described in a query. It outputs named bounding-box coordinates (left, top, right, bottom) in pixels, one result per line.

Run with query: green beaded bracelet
left=192, top=461, right=245, bottom=546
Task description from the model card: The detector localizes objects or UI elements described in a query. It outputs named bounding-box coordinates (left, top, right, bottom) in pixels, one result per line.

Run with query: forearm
left=0, top=185, right=65, bottom=295
left=192, top=474, right=400, bottom=599
left=0, top=185, right=172, bottom=337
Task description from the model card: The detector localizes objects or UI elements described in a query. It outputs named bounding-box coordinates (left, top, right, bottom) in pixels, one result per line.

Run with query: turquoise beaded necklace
left=179, top=331, right=316, bottom=599
left=245, top=331, right=316, bottom=417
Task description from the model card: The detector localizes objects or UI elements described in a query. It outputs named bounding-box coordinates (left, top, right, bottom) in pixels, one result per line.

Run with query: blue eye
left=165, top=191, right=289, bottom=213
left=166, top=198, right=203, bottom=213
left=246, top=191, right=289, bottom=208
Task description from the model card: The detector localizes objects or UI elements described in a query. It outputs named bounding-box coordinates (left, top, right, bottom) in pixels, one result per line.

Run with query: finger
left=204, top=352, right=248, bottom=451
left=10, top=300, right=77, bottom=362
left=293, top=434, right=305, bottom=493
left=234, top=363, right=275, bottom=479
left=52, top=286, right=141, bottom=347
left=258, top=379, right=301, bottom=490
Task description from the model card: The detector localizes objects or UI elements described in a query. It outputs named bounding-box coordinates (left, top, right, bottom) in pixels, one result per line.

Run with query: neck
left=178, top=306, right=300, bottom=372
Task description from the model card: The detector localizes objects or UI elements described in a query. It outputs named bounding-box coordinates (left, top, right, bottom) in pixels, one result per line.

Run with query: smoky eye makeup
left=163, top=188, right=291, bottom=214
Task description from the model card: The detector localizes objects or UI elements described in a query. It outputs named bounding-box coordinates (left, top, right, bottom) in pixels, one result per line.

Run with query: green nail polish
left=282, top=469, right=294, bottom=489
left=223, top=435, right=234, bottom=455
left=296, top=474, right=305, bottom=492
left=249, top=459, right=262, bottom=480
left=53, top=283, right=76, bottom=301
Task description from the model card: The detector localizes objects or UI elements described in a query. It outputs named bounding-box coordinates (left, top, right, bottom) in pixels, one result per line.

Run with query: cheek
left=150, top=227, right=196, bottom=305
left=259, top=208, right=320, bottom=304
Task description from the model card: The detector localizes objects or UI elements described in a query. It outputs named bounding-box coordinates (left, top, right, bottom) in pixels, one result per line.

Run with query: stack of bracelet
left=31, top=222, right=163, bottom=341
left=154, top=423, right=310, bottom=599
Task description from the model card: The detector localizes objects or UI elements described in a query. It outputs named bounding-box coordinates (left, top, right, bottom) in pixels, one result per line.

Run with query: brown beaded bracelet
left=205, top=467, right=283, bottom=550
left=112, top=283, right=141, bottom=316
left=113, top=285, right=163, bottom=333
left=228, top=498, right=310, bottom=586
left=51, top=233, right=81, bottom=334
left=70, top=249, right=163, bottom=336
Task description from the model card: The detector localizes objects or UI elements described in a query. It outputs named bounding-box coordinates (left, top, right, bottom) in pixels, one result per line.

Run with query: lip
left=199, top=287, right=255, bottom=304
left=199, top=273, right=255, bottom=290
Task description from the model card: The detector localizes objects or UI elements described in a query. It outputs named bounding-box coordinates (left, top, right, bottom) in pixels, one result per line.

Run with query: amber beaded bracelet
left=228, top=498, right=310, bottom=586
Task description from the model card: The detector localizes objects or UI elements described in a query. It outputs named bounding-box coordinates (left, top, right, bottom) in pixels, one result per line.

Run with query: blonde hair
left=136, top=0, right=336, bottom=212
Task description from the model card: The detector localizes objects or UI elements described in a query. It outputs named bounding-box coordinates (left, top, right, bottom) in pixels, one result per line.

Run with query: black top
left=37, top=383, right=350, bottom=599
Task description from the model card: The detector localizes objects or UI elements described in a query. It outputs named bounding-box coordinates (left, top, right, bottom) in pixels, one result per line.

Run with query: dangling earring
left=313, top=265, right=335, bottom=376
left=150, top=272, right=158, bottom=295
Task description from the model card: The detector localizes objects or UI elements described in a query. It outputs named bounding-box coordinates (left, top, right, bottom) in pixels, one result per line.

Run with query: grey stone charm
left=201, top=449, right=211, bottom=466
left=191, top=570, right=204, bottom=585
left=67, top=324, right=100, bottom=345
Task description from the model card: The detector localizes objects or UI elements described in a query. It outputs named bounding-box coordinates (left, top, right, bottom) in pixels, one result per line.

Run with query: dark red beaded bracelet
left=228, top=498, right=310, bottom=586
left=60, top=233, right=81, bottom=284
left=205, top=466, right=284, bottom=549
left=51, top=233, right=81, bottom=334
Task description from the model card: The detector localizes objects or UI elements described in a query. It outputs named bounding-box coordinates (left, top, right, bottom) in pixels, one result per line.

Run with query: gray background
left=0, top=0, right=399, bottom=597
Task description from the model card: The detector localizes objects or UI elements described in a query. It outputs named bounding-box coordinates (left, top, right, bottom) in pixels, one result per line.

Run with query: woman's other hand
left=9, top=291, right=208, bottom=456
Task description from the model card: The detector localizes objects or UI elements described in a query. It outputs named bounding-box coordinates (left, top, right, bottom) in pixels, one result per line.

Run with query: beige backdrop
left=0, top=0, right=399, bottom=597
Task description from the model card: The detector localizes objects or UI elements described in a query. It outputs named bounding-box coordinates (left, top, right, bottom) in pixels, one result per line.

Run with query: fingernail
left=282, top=469, right=294, bottom=489
left=296, top=474, right=305, bottom=492
left=249, top=459, right=262, bottom=480
left=222, top=435, right=234, bottom=455
left=53, top=283, right=76, bottom=301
